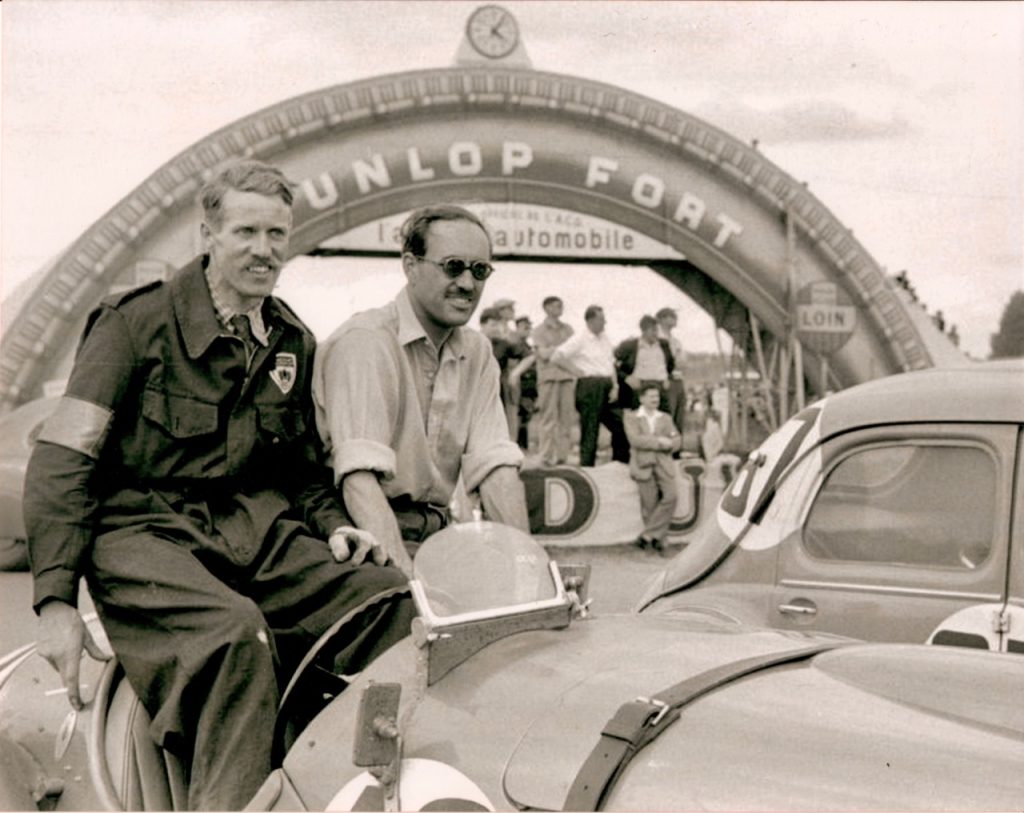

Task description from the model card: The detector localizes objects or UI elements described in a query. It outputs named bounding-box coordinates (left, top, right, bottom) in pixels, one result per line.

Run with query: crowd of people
left=477, top=294, right=709, bottom=553
left=477, top=295, right=695, bottom=466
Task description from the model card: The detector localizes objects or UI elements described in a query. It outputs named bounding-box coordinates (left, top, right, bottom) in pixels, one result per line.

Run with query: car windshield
left=413, top=522, right=560, bottom=618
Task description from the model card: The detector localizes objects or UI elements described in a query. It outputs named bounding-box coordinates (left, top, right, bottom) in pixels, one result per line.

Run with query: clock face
left=466, top=5, right=519, bottom=59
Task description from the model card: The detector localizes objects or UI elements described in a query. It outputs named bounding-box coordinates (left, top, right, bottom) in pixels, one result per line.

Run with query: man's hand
left=342, top=471, right=413, bottom=578
left=37, top=600, right=110, bottom=711
left=329, top=526, right=389, bottom=567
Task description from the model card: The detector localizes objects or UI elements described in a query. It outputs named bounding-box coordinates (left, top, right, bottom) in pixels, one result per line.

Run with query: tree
left=990, top=290, right=1024, bottom=359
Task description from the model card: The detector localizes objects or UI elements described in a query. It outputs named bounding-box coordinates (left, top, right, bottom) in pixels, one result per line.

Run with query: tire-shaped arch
left=0, top=67, right=930, bottom=415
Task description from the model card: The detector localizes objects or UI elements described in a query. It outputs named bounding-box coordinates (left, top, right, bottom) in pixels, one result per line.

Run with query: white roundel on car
left=927, top=604, right=1005, bottom=652
left=326, top=758, right=494, bottom=811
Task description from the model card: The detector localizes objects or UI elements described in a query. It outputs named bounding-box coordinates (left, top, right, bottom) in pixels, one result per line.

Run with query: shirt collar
left=395, top=287, right=466, bottom=358
left=174, top=257, right=291, bottom=359
left=204, top=265, right=270, bottom=346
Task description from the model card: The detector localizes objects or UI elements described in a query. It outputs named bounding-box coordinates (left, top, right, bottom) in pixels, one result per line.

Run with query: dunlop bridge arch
left=0, top=67, right=932, bottom=417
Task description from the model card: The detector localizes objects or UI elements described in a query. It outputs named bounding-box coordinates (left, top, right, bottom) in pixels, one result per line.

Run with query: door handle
left=778, top=602, right=817, bottom=616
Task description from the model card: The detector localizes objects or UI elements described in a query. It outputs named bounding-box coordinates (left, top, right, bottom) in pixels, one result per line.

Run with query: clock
left=466, top=5, right=520, bottom=60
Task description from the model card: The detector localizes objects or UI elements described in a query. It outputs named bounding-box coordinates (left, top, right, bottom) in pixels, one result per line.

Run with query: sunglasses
left=415, top=256, right=494, bottom=281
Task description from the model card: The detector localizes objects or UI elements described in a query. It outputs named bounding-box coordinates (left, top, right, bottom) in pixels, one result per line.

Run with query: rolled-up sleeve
left=314, top=327, right=401, bottom=485
left=461, top=349, right=524, bottom=493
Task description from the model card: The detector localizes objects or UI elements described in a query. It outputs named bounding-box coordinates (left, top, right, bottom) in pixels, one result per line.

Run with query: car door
left=771, top=423, right=1015, bottom=648
left=1004, top=426, right=1024, bottom=654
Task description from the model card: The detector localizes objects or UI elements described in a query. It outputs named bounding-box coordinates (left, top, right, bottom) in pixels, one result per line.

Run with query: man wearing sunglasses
left=313, top=205, right=529, bottom=575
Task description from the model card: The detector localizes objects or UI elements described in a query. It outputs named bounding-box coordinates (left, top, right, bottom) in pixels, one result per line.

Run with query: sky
left=2, top=0, right=1021, bottom=358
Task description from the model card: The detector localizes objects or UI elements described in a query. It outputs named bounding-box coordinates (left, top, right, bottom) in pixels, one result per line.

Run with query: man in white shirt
left=550, top=305, right=629, bottom=466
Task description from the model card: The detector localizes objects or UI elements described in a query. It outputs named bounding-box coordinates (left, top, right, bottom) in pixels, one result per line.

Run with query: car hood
left=492, top=625, right=1024, bottom=811
left=290, top=613, right=1024, bottom=811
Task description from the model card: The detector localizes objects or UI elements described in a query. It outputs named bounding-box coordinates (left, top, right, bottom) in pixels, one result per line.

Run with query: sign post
left=796, top=282, right=857, bottom=352
left=796, top=281, right=857, bottom=395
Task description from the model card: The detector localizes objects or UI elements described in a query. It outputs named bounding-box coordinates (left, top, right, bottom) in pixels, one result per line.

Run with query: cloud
left=694, top=96, right=913, bottom=146
left=986, top=252, right=1024, bottom=270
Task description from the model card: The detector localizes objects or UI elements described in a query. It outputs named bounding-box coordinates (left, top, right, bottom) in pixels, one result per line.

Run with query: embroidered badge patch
left=270, top=352, right=297, bottom=394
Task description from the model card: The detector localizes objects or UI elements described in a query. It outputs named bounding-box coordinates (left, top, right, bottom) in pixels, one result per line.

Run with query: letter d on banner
left=521, top=468, right=597, bottom=537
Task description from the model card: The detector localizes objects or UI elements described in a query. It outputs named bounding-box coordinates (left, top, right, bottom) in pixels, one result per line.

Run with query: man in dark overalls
left=24, top=160, right=414, bottom=810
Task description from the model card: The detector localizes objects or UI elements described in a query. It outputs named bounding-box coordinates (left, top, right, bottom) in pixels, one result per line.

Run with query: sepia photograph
left=1, top=1, right=1022, bottom=810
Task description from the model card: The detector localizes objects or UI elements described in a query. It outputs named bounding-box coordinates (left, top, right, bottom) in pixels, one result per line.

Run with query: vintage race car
left=637, top=360, right=1024, bottom=653
left=2, top=522, right=1022, bottom=811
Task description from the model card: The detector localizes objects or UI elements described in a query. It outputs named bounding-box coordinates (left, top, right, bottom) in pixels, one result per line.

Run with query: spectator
left=532, top=295, right=575, bottom=466
left=615, top=314, right=674, bottom=411
left=550, top=305, right=629, bottom=466
left=507, top=315, right=537, bottom=448
left=493, top=297, right=516, bottom=338
left=656, top=306, right=687, bottom=434
left=481, top=306, right=527, bottom=438
left=623, top=383, right=681, bottom=552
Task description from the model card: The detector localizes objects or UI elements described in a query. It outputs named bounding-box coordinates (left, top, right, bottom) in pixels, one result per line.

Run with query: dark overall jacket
left=25, top=257, right=349, bottom=610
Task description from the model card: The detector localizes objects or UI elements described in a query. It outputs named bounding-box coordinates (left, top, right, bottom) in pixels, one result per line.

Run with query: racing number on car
left=720, top=407, right=821, bottom=522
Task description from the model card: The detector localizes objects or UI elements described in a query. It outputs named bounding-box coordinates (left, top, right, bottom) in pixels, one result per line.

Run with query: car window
left=803, top=443, right=996, bottom=570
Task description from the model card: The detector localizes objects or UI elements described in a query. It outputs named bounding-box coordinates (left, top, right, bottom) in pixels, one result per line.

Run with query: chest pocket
left=256, top=404, right=306, bottom=442
left=142, top=387, right=219, bottom=438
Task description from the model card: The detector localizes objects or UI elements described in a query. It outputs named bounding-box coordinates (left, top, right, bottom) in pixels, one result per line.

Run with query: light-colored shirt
left=634, top=339, right=669, bottom=381
left=532, top=319, right=575, bottom=383
left=552, top=329, right=616, bottom=377
left=312, top=288, right=523, bottom=508
left=637, top=406, right=661, bottom=434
